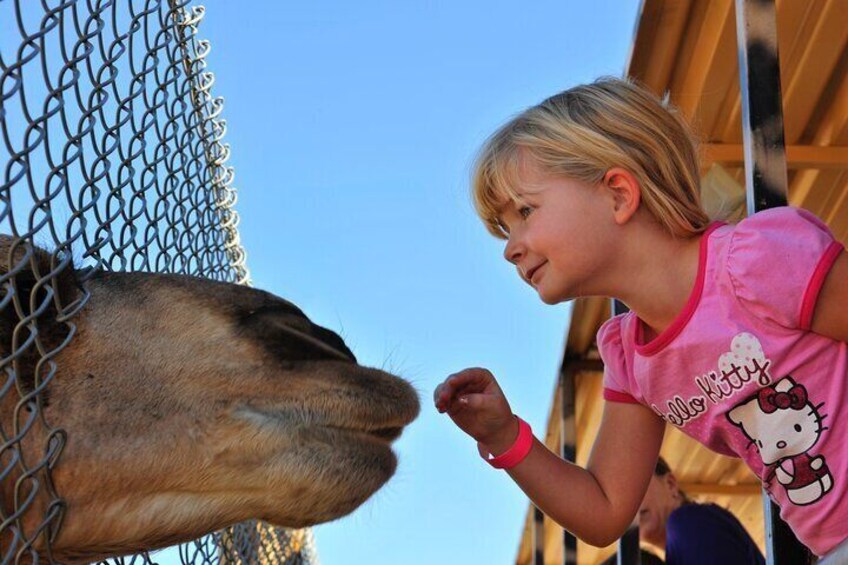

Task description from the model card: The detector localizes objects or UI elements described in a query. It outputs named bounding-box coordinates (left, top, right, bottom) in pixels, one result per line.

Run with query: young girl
left=434, top=77, right=848, bottom=558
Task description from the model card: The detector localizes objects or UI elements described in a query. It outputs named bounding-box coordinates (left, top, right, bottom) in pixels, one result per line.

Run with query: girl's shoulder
left=730, top=206, right=833, bottom=244
left=597, top=311, right=630, bottom=350
left=723, top=206, right=842, bottom=330
left=596, top=312, right=638, bottom=365
left=597, top=312, right=641, bottom=403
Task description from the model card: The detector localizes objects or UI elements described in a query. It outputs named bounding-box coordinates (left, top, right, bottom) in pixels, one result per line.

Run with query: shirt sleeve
left=597, top=315, right=639, bottom=404
left=727, top=206, right=844, bottom=330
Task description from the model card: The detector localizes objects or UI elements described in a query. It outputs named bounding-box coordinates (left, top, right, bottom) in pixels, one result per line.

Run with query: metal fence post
left=533, top=506, right=546, bottom=565
left=560, top=364, right=578, bottom=565
left=610, top=301, right=641, bottom=565
left=734, top=0, right=811, bottom=563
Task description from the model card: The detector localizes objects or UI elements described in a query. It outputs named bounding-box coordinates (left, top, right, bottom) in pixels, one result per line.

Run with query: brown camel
left=0, top=235, right=419, bottom=563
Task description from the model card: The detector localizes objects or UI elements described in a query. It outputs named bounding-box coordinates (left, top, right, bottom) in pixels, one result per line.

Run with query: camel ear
left=0, top=235, right=80, bottom=349
left=0, top=236, right=81, bottom=400
left=0, top=234, right=79, bottom=315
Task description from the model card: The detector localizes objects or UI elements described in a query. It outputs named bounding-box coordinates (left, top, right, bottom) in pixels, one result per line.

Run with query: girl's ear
left=663, top=472, right=679, bottom=495
left=602, top=168, right=641, bottom=225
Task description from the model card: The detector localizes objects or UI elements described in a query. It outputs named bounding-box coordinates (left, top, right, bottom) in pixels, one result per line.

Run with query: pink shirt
left=599, top=207, right=846, bottom=556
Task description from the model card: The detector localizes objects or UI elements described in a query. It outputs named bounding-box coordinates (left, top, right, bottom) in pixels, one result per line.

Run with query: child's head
left=639, top=457, right=692, bottom=546
left=473, top=77, right=710, bottom=239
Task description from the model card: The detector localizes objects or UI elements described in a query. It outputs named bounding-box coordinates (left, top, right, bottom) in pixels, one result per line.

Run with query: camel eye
left=244, top=305, right=355, bottom=363
left=246, top=306, right=311, bottom=332
left=794, top=424, right=802, bottom=432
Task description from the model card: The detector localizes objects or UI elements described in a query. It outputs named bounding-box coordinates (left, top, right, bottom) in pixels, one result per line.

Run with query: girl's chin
left=538, top=292, right=559, bottom=305
left=536, top=285, right=573, bottom=305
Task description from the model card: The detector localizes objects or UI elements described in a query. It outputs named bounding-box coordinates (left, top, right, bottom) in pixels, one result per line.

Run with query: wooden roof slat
left=818, top=174, right=848, bottom=239
left=680, top=483, right=762, bottom=496
left=669, top=0, right=734, bottom=119
left=780, top=1, right=848, bottom=142
left=566, top=297, right=610, bottom=356
left=789, top=56, right=848, bottom=214
left=717, top=83, right=744, bottom=143
left=776, top=0, right=824, bottom=85
left=627, top=0, right=694, bottom=93
left=706, top=144, right=848, bottom=170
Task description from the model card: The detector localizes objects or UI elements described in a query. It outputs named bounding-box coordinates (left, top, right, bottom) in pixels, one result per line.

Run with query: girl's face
left=499, top=157, right=616, bottom=304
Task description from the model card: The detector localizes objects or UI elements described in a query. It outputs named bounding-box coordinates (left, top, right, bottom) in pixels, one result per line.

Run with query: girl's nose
left=503, top=236, right=524, bottom=264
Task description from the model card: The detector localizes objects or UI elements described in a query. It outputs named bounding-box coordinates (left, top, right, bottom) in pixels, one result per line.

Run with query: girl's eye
left=518, top=206, right=533, bottom=219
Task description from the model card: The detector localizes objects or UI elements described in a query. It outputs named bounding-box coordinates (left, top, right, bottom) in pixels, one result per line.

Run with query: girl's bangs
left=474, top=145, right=525, bottom=238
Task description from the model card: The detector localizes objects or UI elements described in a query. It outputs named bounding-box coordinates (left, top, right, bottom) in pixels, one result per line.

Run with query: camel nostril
left=777, top=440, right=787, bottom=449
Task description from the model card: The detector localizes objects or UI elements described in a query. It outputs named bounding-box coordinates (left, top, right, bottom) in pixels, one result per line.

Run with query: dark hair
left=653, top=456, right=692, bottom=504
left=655, top=456, right=672, bottom=476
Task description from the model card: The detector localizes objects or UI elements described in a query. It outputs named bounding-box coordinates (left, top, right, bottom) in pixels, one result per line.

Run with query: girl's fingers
left=435, top=368, right=496, bottom=413
left=447, top=392, right=490, bottom=416
left=458, top=393, right=487, bottom=410
left=433, top=382, right=447, bottom=404
left=433, top=381, right=456, bottom=412
left=446, top=368, right=493, bottom=392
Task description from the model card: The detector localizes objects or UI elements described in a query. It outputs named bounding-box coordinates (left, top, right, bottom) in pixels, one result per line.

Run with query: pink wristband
left=480, top=416, right=533, bottom=469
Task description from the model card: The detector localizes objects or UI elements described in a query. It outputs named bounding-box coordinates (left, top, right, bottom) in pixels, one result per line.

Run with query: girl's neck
left=608, top=221, right=705, bottom=338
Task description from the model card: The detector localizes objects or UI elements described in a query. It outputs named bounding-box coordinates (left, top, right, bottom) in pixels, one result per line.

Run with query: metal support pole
left=734, top=0, right=811, bottom=563
left=559, top=365, right=578, bottom=565
left=735, top=0, right=789, bottom=213
left=609, top=300, right=641, bottom=565
left=533, top=506, right=546, bottom=565
left=617, top=526, right=641, bottom=565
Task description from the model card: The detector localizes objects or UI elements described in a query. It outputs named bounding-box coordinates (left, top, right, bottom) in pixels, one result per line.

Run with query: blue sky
left=177, top=2, right=640, bottom=563
left=0, top=1, right=640, bottom=563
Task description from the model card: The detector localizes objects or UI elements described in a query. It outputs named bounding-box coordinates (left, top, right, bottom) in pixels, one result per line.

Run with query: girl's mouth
left=527, top=262, right=547, bottom=283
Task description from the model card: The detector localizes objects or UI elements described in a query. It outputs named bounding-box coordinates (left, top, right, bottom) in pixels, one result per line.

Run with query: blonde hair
left=472, top=77, right=710, bottom=239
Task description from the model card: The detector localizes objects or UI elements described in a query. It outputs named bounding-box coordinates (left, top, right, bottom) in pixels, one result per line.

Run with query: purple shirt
left=599, top=207, right=846, bottom=556
left=666, top=503, right=764, bottom=565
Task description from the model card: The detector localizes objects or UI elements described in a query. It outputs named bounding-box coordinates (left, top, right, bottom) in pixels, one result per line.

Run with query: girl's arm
left=435, top=369, right=665, bottom=546
left=811, top=251, right=848, bottom=342
left=497, top=401, right=665, bottom=546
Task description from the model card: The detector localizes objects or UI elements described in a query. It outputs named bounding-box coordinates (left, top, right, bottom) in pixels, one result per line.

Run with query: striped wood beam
left=705, top=144, right=848, bottom=170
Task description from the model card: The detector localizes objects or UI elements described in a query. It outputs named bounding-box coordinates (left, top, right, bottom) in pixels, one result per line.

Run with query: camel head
left=0, top=235, right=419, bottom=562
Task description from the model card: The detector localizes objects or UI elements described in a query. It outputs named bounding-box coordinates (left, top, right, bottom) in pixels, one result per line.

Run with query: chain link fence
left=1, top=0, right=317, bottom=562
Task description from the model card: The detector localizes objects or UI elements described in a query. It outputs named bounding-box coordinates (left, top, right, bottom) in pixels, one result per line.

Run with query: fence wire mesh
left=1, top=0, right=316, bottom=563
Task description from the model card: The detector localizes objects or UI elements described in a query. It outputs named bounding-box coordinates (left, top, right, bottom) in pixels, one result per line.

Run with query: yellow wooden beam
left=704, top=144, right=848, bottom=170
left=680, top=482, right=763, bottom=496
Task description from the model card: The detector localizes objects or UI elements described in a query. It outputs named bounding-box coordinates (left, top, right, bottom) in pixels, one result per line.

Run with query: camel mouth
left=234, top=406, right=410, bottom=445
left=368, top=426, right=403, bottom=441
left=325, top=425, right=404, bottom=443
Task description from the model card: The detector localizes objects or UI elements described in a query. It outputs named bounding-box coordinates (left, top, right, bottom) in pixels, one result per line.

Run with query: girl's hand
left=433, top=367, right=517, bottom=453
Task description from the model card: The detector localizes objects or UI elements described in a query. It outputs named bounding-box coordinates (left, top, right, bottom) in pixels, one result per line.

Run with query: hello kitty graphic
left=728, top=377, right=832, bottom=506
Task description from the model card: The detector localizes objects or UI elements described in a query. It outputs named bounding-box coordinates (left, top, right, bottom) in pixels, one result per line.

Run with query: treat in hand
left=433, top=367, right=518, bottom=455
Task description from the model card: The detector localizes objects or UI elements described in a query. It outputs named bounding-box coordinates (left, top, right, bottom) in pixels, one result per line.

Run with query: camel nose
left=777, top=440, right=787, bottom=449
